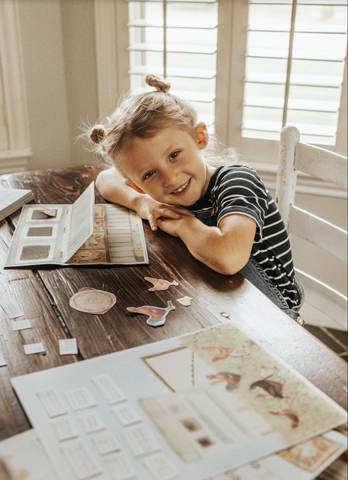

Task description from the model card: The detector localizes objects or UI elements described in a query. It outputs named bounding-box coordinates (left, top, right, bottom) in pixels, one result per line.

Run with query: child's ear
left=195, top=123, right=209, bottom=150
left=125, top=180, right=146, bottom=195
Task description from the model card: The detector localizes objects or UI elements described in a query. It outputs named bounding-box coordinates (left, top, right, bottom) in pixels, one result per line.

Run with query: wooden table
left=0, top=164, right=347, bottom=443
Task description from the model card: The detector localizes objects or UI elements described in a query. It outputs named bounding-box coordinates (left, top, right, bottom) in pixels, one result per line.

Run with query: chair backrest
left=275, top=126, right=347, bottom=330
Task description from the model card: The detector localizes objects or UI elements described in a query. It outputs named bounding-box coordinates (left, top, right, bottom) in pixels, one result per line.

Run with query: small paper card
left=143, top=454, right=179, bottom=480
left=24, top=342, right=45, bottom=355
left=61, top=440, right=102, bottom=480
left=65, top=387, right=97, bottom=411
left=112, top=403, right=142, bottom=426
left=37, top=388, right=68, bottom=418
left=78, top=412, right=105, bottom=433
left=52, top=417, right=79, bottom=442
left=0, top=347, right=6, bottom=367
left=59, top=338, right=78, bottom=355
left=92, top=431, right=121, bottom=456
left=123, top=423, right=161, bottom=458
left=91, top=374, right=126, bottom=404
left=12, top=319, right=32, bottom=331
left=1, top=299, right=24, bottom=318
left=104, top=452, right=137, bottom=480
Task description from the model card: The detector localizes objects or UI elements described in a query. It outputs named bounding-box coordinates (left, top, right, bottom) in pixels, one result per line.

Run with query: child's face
left=121, top=125, right=213, bottom=207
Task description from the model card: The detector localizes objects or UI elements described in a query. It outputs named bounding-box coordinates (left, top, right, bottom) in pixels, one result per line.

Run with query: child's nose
left=162, top=168, right=179, bottom=188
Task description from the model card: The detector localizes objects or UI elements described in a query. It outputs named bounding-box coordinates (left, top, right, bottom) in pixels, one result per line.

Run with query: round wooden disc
left=69, top=288, right=116, bottom=314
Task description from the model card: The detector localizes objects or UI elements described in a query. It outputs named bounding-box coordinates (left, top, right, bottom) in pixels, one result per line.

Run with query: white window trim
left=0, top=0, right=31, bottom=174
left=93, top=0, right=346, bottom=199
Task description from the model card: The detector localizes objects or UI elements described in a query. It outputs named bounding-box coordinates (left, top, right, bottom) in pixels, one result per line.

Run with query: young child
left=91, top=74, right=304, bottom=321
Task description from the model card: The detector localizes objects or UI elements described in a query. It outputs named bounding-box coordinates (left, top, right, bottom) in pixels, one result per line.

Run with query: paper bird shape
left=207, top=372, right=241, bottom=392
left=127, top=300, right=175, bottom=327
left=269, top=409, right=300, bottom=428
left=250, top=379, right=284, bottom=398
left=201, top=346, right=232, bottom=362
left=144, top=277, right=179, bottom=291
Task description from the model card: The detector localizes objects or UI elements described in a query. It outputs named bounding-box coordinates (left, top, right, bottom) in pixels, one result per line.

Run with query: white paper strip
left=59, top=338, right=78, bottom=355
left=52, top=417, right=79, bottom=442
left=24, top=343, right=45, bottom=355
left=112, top=403, right=141, bottom=426
left=0, top=347, right=6, bottom=367
left=104, top=452, right=137, bottom=480
left=37, top=388, right=68, bottom=418
left=65, top=387, right=97, bottom=411
left=1, top=299, right=24, bottom=318
left=92, top=431, right=121, bottom=456
left=91, top=374, right=126, bottom=404
left=78, top=412, right=105, bottom=433
left=123, top=424, right=161, bottom=458
left=12, top=319, right=32, bottom=331
left=61, top=440, right=102, bottom=480
left=143, top=454, right=179, bottom=480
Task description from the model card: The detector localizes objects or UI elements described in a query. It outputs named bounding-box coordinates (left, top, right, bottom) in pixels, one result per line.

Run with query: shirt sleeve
left=215, top=166, right=269, bottom=239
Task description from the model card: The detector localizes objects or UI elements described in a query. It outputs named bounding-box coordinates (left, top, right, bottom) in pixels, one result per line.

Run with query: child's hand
left=135, top=196, right=194, bottom=232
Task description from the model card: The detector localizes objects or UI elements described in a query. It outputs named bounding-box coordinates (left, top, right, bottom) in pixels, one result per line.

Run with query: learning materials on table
left=0, top=187, right=34, bottom=222
left=0, top=429, right=346, bottom=480
left=4, top=182, right=148, bottom=267
left=11, top=321, right=347, bottom=480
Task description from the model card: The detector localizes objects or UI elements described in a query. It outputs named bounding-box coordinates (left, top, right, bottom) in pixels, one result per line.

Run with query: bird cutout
left=177, top=296, right=192, bottom=306
left=250, top=380, right=284, bottom=398
left=40, top=206, right=56, bottom=217
left=207, top=372, right=241, bottom=392
left=127, top=300, right=175, bottom=327
left=230, top=347, right=250, bottom=357
left=144, top=277, right=179, bottom=292
left=260, top=365, right=277, bottom=379
left=269, top=409, right=300, bottom=428
left=220, top=312, right=230, bottom=319
left=69, top=287, right=116, bottom=315
left=201, top=346, right=232, bottom=362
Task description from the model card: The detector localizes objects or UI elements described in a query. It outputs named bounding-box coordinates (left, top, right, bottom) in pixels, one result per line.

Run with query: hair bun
left=145, top=74, right=171, bottom=93
left=90, top=125, right=106, bottom=145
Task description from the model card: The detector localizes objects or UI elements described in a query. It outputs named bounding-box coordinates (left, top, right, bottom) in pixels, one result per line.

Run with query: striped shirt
left=187, top=165, right=300, bottom=309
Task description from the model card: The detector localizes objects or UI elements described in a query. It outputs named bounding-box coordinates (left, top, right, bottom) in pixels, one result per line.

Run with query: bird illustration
left=127, top=300, right=175, bottom=327
left=207, top=372, right=241, bottom=392
left=201, top=346, right=232, bottom=362
left=144, top=277, right=179, bottom=291
left=260, top=365, right=277, bottom=379
left=269, top=409, right=300, bottom=428
left=250, top=380, right=284, bottom=398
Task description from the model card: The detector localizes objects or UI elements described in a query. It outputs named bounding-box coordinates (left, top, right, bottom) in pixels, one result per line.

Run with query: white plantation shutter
left=127, top=0, right=218, bottom=131
left=95, top=0, right=347, bottom=163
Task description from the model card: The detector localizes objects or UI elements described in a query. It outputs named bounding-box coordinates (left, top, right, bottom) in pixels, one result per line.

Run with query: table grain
left=0, top=164, right=346, bottom=442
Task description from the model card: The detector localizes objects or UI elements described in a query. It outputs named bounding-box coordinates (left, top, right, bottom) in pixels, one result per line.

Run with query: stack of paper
left=0, top=188, right=34, bottom=222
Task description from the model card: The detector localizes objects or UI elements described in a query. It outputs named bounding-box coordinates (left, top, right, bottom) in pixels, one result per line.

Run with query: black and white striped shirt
left=187, top=165, right=300, bottom=309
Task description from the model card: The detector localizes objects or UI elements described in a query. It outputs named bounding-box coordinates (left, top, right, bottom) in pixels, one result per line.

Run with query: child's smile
left=122, top=126, right=214, bottom=207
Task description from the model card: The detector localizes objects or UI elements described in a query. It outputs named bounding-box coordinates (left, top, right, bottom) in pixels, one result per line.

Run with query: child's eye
left=170, top=151, right=180, bottom=161
left=143, top=170, right=156, bottom=180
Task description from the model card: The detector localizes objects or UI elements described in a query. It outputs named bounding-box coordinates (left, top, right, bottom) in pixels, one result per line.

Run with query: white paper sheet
left=11, top=322, right=347, bottom=480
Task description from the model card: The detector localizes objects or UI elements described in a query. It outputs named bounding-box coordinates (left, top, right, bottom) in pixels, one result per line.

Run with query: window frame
left=94, top=0, right=347, bottom=196
left=0, top=0, right=31, bottom=174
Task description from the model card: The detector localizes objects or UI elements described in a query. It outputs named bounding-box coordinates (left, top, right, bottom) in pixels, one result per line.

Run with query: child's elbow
left=211, top=254, right=249, bottom=276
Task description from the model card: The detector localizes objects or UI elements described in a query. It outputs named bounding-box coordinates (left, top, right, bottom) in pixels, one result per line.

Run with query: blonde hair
left=89, top=75, right=198, bottom=167
left=89, top=74, right=239, bottom=168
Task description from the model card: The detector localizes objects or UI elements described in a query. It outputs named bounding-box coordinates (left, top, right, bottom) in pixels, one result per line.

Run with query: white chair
left=276, top=126, right=347, bottom=330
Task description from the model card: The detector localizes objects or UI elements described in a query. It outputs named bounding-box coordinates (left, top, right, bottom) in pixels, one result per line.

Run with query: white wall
left=17, top=0, right=98, bottom=171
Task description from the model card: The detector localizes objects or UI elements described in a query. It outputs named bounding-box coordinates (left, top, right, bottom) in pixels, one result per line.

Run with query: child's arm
left=96, top=167, right=194, bottom=231
left=157, top=214, right=256, bottom=275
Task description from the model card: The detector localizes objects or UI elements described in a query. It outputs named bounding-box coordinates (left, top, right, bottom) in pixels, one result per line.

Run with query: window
left=94, top=0, right=347, bottom=166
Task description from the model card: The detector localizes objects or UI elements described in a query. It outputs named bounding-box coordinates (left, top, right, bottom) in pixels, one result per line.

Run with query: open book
left=0, top=188, right=34, bottom=222
left=4, top=182, right=148, bottom=267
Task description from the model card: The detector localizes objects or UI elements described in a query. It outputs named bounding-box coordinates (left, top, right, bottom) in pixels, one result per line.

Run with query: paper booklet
left=11, top=321, right=347, bottom=480
left=4, top=182, right=148, bottom=267
left=0, top=187, right=34, bottom=222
